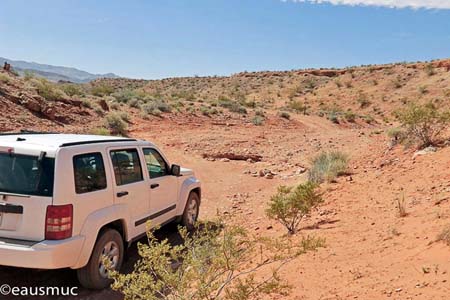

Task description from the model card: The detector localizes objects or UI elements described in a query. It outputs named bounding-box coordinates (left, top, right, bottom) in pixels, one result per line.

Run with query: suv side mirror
left=171, top=164, right=181, bottom=176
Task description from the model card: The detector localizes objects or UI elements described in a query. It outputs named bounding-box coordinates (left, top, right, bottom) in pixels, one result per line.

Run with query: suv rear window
left=73, top=153, right=107, bottom=194
left=0, top=152, right=55, bottom=197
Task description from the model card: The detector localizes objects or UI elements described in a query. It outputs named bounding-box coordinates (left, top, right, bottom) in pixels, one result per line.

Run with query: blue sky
left=0, top=0, right=449, bottom=79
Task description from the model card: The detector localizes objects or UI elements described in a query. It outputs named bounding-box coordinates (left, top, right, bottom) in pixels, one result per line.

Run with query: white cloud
left=283, top=0, right=450, bottom=9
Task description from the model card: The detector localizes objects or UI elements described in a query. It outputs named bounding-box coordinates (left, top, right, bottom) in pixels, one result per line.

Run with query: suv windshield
left=0, top=152, right=55, bottom=197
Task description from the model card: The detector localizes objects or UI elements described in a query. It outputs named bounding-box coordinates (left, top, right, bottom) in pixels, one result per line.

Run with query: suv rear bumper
left=0, top=235, right=85, bottom=269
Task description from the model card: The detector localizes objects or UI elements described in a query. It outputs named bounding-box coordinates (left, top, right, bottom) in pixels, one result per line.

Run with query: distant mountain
left=0, top=57, right=119, bottom=83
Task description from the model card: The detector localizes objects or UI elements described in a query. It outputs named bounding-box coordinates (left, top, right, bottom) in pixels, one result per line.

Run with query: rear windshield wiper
left=0, top=191, right=31, bottom=199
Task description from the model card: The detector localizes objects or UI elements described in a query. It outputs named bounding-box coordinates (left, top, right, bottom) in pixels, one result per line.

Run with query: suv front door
left=142, top=148, right=178, bottom=225
left=109, top=148, right=149, bottom=234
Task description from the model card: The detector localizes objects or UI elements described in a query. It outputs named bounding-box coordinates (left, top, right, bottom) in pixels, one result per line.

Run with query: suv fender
left=72, top=204, right=129, bottom=269
left=175, top=177, right=201, bottom=217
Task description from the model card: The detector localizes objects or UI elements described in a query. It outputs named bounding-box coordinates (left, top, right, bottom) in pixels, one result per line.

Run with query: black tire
left=77, top=228, right=124, bottom=289
left=181, top=192, right=200, bottom=231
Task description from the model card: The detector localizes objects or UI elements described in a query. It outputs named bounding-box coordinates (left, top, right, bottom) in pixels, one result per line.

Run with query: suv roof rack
left=59, top=138, right=137, bottom=147
left=0, top=130, right=60, bottom=136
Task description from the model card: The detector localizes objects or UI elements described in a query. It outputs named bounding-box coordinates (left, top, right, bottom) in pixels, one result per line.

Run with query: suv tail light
left=45, top=204, right=73, bottom=240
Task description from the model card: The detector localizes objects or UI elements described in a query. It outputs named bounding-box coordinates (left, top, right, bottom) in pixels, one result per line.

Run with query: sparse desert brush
left=0, top=72, right=11, bottom=83
left=90, top=127, right=110, bottom=136
left=112, top=89, right=139, bottom=104
left=128, top=98, right=141, bottom=109
left=227, top=102, right=247, bottom=114
left=327, top=111, right=339, bottom=124
left=288, top=100, right=308, bottom=114
left=387, top=127, right=405, bottom=144
left=437, top=226, right=450, bottom=246
left=357, top=93, right=371, bottom=108
left=23, top=70, right=35, bottom=81
left=418, top=85, right=428, bottom=95
left=109, top=221, right=325, bottom=300
left=251, top=115, right=264, bottom=126
left=395, top=102, right=450, bottom=148
left=396, top=194, right=407, bottom=217
left=93, top=105, right=105, bottom=116
left=105, top=113, right=128, bottom=136
left=425, top=63, right=436, bottom=76
left=31, top=78, right=66, bottom=101
left=344, top=111, right=356, bottom=123
left=142, top=100, right=171, bottom=116
left=81, top=98, right=93, bottom=108
left=91, top=83, right=114, bottom=97
left=266, top=181, right=323, bottom=234
left=308, top=151, right=349, bottom=183
left=60, top=83, right=84, bottom=97
left=278, top=111, right=290, bottom=119
left=119, top=112, right=131, bottom=123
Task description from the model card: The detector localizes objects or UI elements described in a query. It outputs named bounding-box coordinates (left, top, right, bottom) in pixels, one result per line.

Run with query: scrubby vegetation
left=110, top=222, right=325, bottom=300
left=308, top=151, right=349, bottom=183
left=266, top=182, right=323, bottom=234
left=395, top=102, right=450, bottom=148
left=105, top=113, right=128, bottom=136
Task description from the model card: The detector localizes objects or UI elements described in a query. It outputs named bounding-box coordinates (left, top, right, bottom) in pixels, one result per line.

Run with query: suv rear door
left=108, top=147, right=150, bottom=235
left=0, top=149, right=54, bottom=241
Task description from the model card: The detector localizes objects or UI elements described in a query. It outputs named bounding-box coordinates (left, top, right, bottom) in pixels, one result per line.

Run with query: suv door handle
left=117, top=191, right=129, bottom=197
left=150, top=184, right=159, bottom=189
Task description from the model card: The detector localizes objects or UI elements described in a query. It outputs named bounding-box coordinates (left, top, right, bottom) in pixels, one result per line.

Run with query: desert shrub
left=266, top=182, right=323, bottom=234
left=251, top=115, right=264, bottom=126
left=110, top=221, right=325, bottom=300
left=90, top=127, right=110, bottom=136
left=357, top=93, right=371, bottom=108
left=142, top=100, right=171, bottom=116
left=425, top=63, right=436, bottom=76
left=91, top=83, right=114, bottom=97
left=23, top=70, right=35, bottom=81
left=105, top=113, right=128, bottom=136
left=61, top=83, right=84, bottom=97
left=0, top=73, right=11, bottom=83
left=93, top=105, right=105, bottom=116
left=308, top=151, right=349, bottom=183
left=278, top=111, right=290, bottom=120
left=327, top=111, right=339, bottom=124
left=81, top=98, right=93, bottom=108
left=32, top=78, right=65, bottom=101
left=437, top=226, right=450, bottom=246
left=418, top=86, right=428, bottom=95
left=396, top=194, right=407, bottom=217
left=387, top=127, right=405, bottom=141
left=344, top=111, right=356, bottom=123
left=395, top=103, right=450, bottom=148
left=110, top=102, right=120, bottom=110
left=119, top=112, right=131, bottom=123
left=112, top=89, right=138, bottom=103
left=228, top=102, right=247, bottom=114
left=288, top=100, right=308, bottom=114
left=128, top=98, right=141, bottom=109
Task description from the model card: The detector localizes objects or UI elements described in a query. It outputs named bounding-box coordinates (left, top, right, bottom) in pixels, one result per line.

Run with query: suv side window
left=110, top=149, right=143, bottom=186
left=73, top=153, right=107, bottom=194
left=143, top=148, right=169, bottom=179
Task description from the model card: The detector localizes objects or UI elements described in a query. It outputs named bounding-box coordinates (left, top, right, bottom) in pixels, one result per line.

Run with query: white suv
left=0, top=132, right=201, bottom=289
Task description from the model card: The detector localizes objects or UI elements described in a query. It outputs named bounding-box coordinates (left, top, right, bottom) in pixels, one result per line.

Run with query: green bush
left=278, top=111, right=290, bottom=120
left=308, top=151, right=349, bottom=183
left=91, top=84, right=114, bottom=97
left=110, top=221, right=325, bottom=300
left=288, top=100, right=308, bottom=114
left=90, top=127, right=110, bottom=136
left=32, top=78, right=65, bottom=101
left=61, top=84, right=84, bottom=97
left=105, top=113, right=128, bottom=136
left=266, top=182, right=323, bottom=234
left=251, top=115, right=264, bottom=126
left=395, top=103, right=450, bottom=148
left=142, top=100, right=171, bottom=116
left=112, top=89, right=138, bottom=103
left=0, top=73, right=11, bottom=83
left=344, top=111, right=356, bottom=123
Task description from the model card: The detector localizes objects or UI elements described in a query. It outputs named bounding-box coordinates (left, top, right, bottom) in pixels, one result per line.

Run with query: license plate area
left=0, top=204, right=23, bottom=231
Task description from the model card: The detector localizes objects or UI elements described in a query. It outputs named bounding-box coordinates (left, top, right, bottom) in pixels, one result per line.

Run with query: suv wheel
left=77, top=228, right=124, bottom=289
left=181, top=192, right=200, bottom=231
